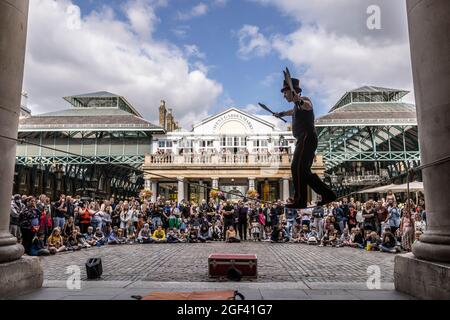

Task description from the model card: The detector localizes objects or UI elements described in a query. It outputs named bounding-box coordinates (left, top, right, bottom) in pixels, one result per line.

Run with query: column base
left=0, top=256, right=43, bottom=299
left=394, top=253, right=450, bottom=299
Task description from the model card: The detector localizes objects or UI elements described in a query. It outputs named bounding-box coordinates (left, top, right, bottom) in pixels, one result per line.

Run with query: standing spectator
left=221, top=200, right=235, bottom=239
left=285, top=199, right=297, bottom=237
left=20, top=197, right=41, bottom=255
left=400, top=209, right=414, bottom=251
left=53, top=194, right=67, bottom=230
left=362, top=201, right=376, bottom=232
left=237, top=201, right=249, bottom=241
left=311, top=205, right=324, bottom=239
left=10, top=195, right=24, bottom=242
left=332, top=202, right=345, bottom=233
left=347, top=204, right=358, bottom=232
left=386, top=202, right=401, bottom=235
left=375, top=200, right=389, bottom=235
left=78, top=202, right=92, bottom=234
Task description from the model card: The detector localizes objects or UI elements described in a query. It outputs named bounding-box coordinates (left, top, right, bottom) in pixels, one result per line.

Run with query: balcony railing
left=145, top=152, right=300, bottom=166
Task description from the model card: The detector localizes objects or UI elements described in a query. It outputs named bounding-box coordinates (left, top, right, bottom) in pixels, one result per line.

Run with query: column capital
left=177, top=176, right=184, bottom=181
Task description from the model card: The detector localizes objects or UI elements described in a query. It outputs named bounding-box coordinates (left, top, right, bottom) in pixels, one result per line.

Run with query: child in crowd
left=251, top=218, right=261, bottom=241
left=337, top=228, right=351, bottom=247
left=226, top=226, right=240, bottom=243
left=138, top=223, right=154, bottom=243
left=307, top=226, right=319, bottom=245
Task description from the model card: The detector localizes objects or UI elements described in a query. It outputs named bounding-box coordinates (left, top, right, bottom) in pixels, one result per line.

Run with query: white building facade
left=144, top=108, right=324, bottom=203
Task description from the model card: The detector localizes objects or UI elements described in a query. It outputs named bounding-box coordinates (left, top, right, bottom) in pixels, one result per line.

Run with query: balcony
left=145, top=152, right=299, bottom=166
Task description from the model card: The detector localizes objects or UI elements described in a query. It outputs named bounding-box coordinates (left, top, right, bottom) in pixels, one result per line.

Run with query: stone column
left=212, top=177, right=219, bottom=190
left=283, top=178, right=290, bottom=201
left=177, top=177, right=184, bottom=204
left=394, top=0, right=450, bottom=300
left=0, top=0, right=43, bottom=298
left=278, top=179, right=283, bottom=200
left=248, top=177, right=255, bottom=190
left=199, top=180, right=205, bottom=201
left=151, top=181, right=157, bottom=202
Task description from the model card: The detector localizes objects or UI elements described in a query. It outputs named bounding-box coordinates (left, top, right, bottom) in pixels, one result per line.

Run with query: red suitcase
left=208, top=253, right=257, bottom=279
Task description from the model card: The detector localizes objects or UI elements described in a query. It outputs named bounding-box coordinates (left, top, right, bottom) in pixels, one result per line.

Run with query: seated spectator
left=152, top=225, right=167, bottom=243
left=74, top=226, right=90, bottom=248
left=94, top=227, right=106, bottom=246
left=66, top=229, right=82, bottom=251
left=188, top=227, right=199, bottom=243
left=380, top=227, right=400, bottom=253
left=198, top=225, right=211, bottom=243
left=84, top=226, right=97, bottom=247
left=307, top=226, right=319, bottom=245
left=115, top=229, right=127, bottom=244
left=108, top=227, right=126, bottom=245
left=414, top=230, right=422, bottom=245
left=167, top=228, right=180, bottom=243
left=179, top=229, right=188, bottom=243
left=337, top=228, right=351, bottom=247
left=30, top=233, right=50, bottom=256
left=209, top=221, right=222, bottom=241
left=226, top=226, right=240, bottom=243
left=319, top=225, right=338, bottom=247
left=365, top=231, right=381, bottom=251
left=62, top=216, right=75, bottom=241
left=298, top=224, right=310, bottom=243
left=47, top=228, right=66, bottom=253
left=349, top=227, right=365, bottom=249
left=138, top=223, right=154, bottom=243
left=291, top=224, right=302, bottom=243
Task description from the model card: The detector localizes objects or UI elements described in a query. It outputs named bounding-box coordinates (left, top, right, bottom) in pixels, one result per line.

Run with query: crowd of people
left=9, top=190, right=427, bottom=257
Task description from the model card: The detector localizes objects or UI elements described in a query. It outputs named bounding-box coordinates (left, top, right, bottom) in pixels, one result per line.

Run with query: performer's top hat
left=281, top=78, right=301, bottom=93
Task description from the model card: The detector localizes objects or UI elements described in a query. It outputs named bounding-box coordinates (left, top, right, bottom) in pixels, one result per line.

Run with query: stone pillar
left=184, top=180, right=189, bottom=202
left=212, top=177, right=219, bottom=190
left=151, top=181, right=157, bottom=202
left=199, top=180, right=205, bottom=201
left=177, top=177, right=184, bottom=204
left=278, top=179, right=283, bottom=200
left=283, top=178, right=290, bottom=201
left=248, top=177, right=255, bottom=190
left=0, top=0, right=43, bottom=298
left=394, top=0, right=450, bottom=300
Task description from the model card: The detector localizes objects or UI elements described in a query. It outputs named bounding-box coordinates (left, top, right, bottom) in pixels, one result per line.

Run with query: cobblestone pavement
left=39, top=242, right=395, bottom=284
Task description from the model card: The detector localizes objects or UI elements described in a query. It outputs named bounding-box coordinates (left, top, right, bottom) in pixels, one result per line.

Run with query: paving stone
left=39, top=243, right=396, bottom=284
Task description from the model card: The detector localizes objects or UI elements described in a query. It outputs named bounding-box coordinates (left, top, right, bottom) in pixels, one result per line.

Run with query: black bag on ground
left=86, top=258, right=102, bottom=279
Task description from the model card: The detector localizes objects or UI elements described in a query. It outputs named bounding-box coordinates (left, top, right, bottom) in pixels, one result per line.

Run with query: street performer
left=274, top=74, right=336, bottom=209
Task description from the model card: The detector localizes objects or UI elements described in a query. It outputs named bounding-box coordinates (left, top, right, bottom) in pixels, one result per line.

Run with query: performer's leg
left=301, top=134, right=336, bottom=203
left=291, top=141, right=302, bottom=202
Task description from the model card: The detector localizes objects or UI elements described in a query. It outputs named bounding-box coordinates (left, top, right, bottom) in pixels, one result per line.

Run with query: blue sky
left=24, top=0, right=414, bottom=129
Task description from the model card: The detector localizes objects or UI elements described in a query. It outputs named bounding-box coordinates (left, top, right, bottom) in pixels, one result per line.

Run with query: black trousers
left=238, top=221, right=247, bottom=240
left=291, top=132, right=335, bottom=205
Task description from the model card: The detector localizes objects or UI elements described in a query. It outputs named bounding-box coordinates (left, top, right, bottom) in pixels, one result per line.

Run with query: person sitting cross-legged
left=349, top=227, right=365, bottom=249
left=84, top=226, right=97, bottom=247
left=380, top=227, right=400, bottom=253
left=152, top=225, right=167, bottom=243
left=138, top=223, right=154, bottom=243
left=226, top=226, right=240, bottom=243
left=167, top=228, right=181, bottom=243
left=66, top=229, right=82, bottom=251
left=47, top=228, right=67, bottom=254
left=336, top=228, right=351, bottom=247
left=319, top=224, right=338, bottom=247
left=30, top=232, right=51, bottom=256
left=306, top=225, right=319, bottom=245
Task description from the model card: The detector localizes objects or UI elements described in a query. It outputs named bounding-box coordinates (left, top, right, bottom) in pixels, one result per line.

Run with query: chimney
left=159, top=100, right=167, bottom=130
left=167, top=108, right=174, bottom=132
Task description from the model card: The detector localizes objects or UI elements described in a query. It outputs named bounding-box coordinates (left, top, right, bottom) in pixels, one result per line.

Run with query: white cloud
left=243, top=0, right=414, bottom=113
left=237, top=25, right=271, bottom=59
left=177, top=3, right=208, bottom=21
left=24, top=0, right=222, bottom=129
left=260, top=72, right=278, bottom=87
left=184, top=44, right=206, bottom=60
left=213, top=0, right=229, bottom=8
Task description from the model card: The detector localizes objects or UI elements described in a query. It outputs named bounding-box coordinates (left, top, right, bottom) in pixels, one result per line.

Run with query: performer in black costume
left=275, top=77, right=336, bottom=209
